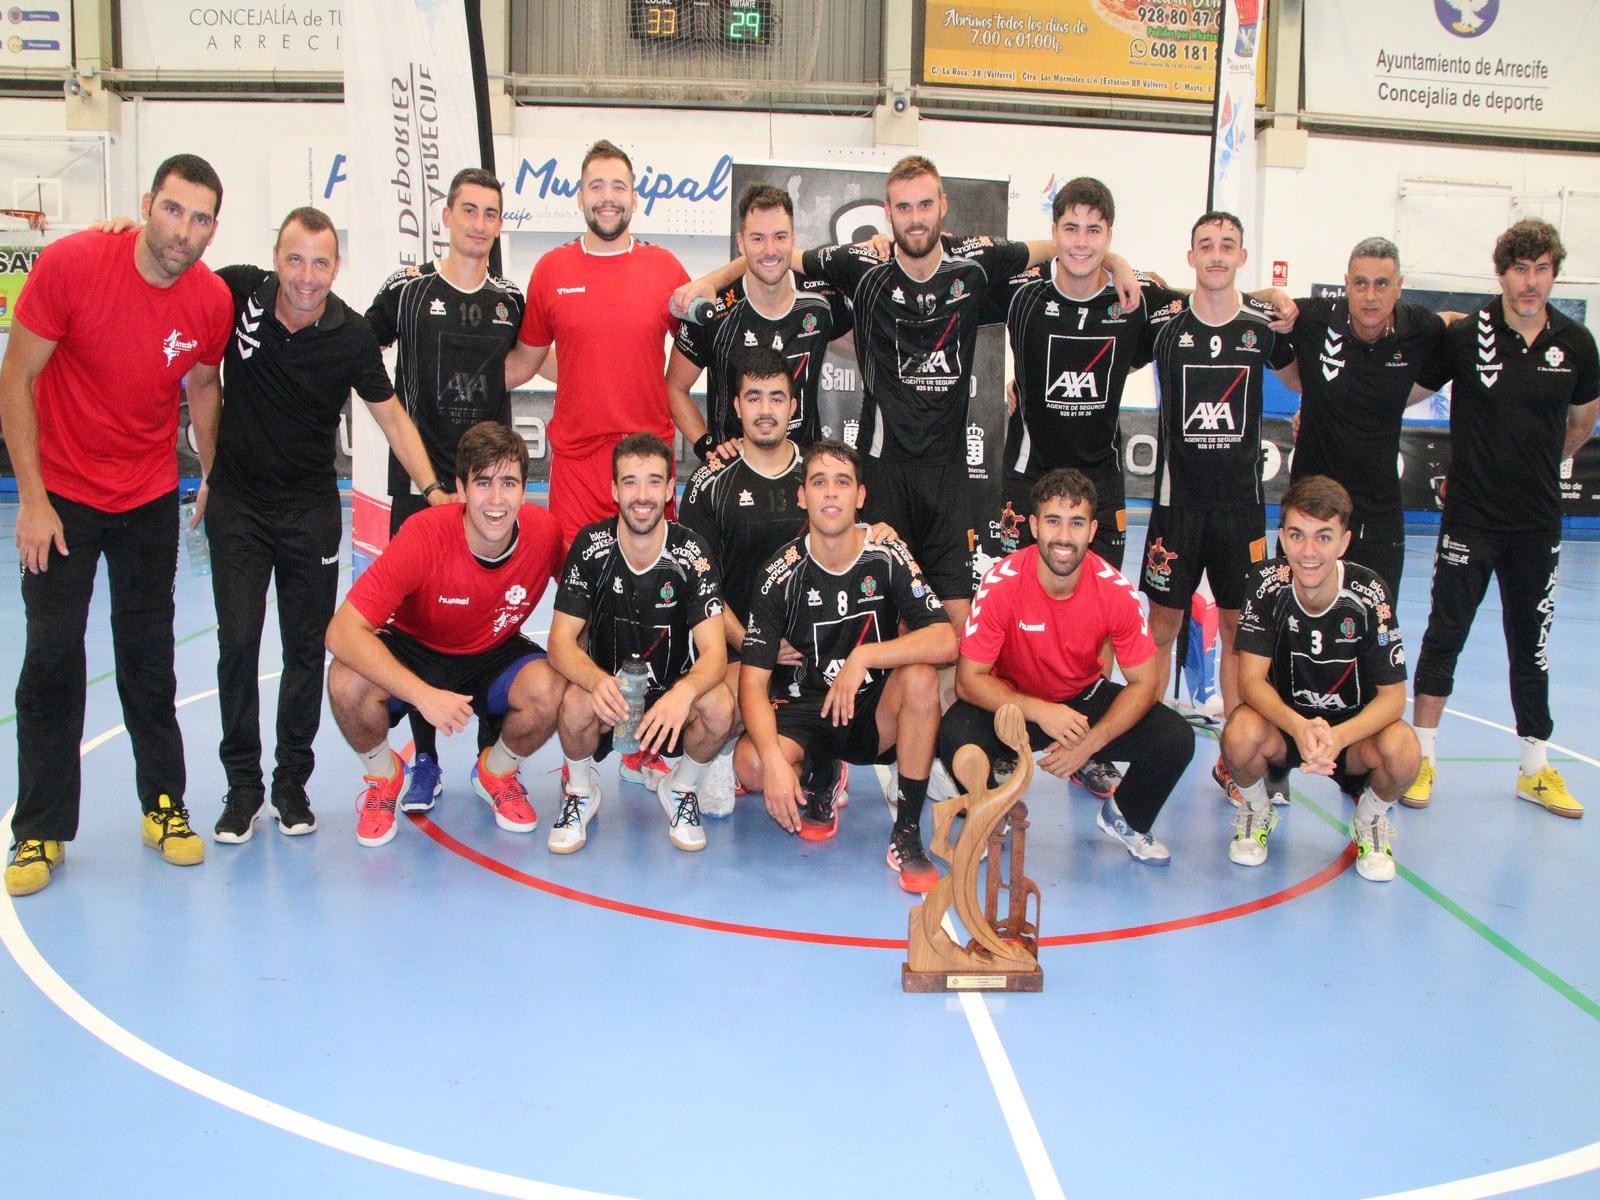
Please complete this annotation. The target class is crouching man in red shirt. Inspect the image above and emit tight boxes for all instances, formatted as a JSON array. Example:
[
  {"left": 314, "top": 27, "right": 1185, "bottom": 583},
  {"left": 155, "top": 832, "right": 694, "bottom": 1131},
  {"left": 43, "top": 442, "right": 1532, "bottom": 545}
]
[
  {"left": 326, "top": 422, "right": 566, "bottom": 847},
  {"left": 940, "top": 468, "right": 1195, "bottom": 866}
]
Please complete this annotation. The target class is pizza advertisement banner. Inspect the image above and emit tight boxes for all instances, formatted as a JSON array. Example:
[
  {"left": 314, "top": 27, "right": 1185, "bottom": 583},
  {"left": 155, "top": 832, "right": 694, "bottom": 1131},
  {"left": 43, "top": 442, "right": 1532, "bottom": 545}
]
[{"left": 920, "top": 0, "right": 1269, "bottom": 104}]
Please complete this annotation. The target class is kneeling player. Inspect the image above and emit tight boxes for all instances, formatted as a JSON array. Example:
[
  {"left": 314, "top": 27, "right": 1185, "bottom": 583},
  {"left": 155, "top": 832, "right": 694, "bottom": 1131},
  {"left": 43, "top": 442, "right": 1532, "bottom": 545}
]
[
  {"left": 325, "top": 423, "right": 566, "bottom": 847},
  {"left": 734, "top": 440, "right": 957, "bottom": 893},
  {"left": 1220, "top": 476, "right": 1419, "bottom": 881},
  {"left": 547, "top": 434, "right": 735, "bottom": 854},
  {"left": 940, "top": 468, "right": 1194, "bottom": 866}
]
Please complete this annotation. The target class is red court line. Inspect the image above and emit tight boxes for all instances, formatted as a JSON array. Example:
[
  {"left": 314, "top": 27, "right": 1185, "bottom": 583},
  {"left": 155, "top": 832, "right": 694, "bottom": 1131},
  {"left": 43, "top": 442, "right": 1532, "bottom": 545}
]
[
  {"left": 411, "top": 814, "right": 1355, "bottom": 951},
  {"left": 1039, "top": 844, "right": 1356, "bottom": 946}
]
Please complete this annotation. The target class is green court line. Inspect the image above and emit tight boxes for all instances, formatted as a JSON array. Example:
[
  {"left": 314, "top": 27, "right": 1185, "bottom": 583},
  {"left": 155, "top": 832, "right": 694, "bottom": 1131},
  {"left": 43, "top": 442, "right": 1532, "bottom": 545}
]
[
  {"left": 1195, "top": 726, "right": 1600, "bottom": 1022},
  {"left": 0, "top": 613, "right": 238, "bottom": 729}
]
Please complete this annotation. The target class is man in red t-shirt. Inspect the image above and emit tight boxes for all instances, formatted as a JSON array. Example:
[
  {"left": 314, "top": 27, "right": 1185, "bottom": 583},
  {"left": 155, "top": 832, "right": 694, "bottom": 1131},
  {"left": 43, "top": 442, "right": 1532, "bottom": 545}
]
[
  {"left": 326, "top": 422, "right": 566, "bottom": 848},
  {"left": 2, "top": 153, "right": 233, "bottom": 897},
  {"left": 939, "top": 468, "right": 1195, "bottom": 866},
  {"left": 507, "top": 139, "right": 691, "bottom": 543}
]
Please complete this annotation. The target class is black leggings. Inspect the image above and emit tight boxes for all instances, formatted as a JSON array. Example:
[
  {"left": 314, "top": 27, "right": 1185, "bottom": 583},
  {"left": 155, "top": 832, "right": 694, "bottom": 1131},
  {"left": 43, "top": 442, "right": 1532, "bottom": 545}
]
[{"left": 937, "top": 680, "right": 1195, "bottom": 834}]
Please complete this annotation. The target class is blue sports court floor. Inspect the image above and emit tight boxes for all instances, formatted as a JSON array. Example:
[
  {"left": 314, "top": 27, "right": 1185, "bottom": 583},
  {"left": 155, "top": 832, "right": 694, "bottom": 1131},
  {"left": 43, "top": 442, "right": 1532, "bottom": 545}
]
[{"left": 4, "top": 501, "right": 1600, "bottom": 1199}]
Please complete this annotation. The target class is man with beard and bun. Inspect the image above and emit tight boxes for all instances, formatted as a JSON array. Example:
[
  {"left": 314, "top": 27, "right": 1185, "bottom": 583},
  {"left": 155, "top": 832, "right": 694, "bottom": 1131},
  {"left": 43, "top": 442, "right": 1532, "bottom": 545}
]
[
  {"left": 676, "top": 155, "right": 1142, "bottom": 633},
  {"left": 3, "top": 153, "right": 231, "bottom": 896},
  {"left": 1136, "top": 211, "right": 1297, "bottom": 805},
  {"left": 325, "top": 423, "right": 565, "bottom": 849},
  {"left": 367, "top": 167, "right": 528, "bottom": 815},
  {"left": 1222, "top": 476, "right": 1418, "bottom": 881},
  {"left": 511, "top": 140, "right": 691, "bottom": 543},
  {"left": 735, "top": 440, "right": 957, "bottom": 894},
  {"left": 940, "top": 468, "right": 1194, "bottom": 867},
  {"left": 1283, "top": 237, "right": 1453, "bottom": 598},
  {"left": 667, "top": 183, "right": 850, "bottom": 458},
  {"left": 1405, "top": 220, "right": 1600, "bottom": 817},
  {"left": 548, "top": 434, "right": 735, "bottom": 855}
]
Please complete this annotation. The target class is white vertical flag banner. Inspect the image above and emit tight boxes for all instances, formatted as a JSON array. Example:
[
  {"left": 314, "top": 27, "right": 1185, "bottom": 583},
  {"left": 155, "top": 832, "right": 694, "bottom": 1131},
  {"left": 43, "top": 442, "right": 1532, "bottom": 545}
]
[
  {"left": 1208, "top": 0, "right": 1260, "bottom": 224},
  {"left": 342, "top": 0, "right": 485, "bottom": 565}
]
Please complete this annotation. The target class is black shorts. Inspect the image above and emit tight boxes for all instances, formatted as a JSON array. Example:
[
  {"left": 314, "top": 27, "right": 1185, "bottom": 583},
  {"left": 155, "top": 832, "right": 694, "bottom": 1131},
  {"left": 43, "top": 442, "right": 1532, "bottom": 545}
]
[
  {"left": 770, "top": 687, "right": 893, "bottom": 767},
  {"left": 1141, "top": 504, "right": 1266, "bottom": 611},
  {"left": 1004, "top": 467, "right": 1127, "bottom": 570},
  {"left": 379, "top": 629, "right": 546, "bottom": 726},
  {"left": 862, "top": 459, "right": 971, "bottom": 603},
  {"left": 1278, "top": 738, "right": 1369, "bottom": 799}
]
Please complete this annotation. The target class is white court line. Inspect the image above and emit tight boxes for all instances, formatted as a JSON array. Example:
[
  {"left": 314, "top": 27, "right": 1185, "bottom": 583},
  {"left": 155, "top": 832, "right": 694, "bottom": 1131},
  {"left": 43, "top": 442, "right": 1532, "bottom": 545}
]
[
  {"left": 1431, "top": 705, "right": 1600, "bottom": 770},
  {"left": 938, "top": 915, "right": 1066, "bottom": 1200},
  {"left": 2, "top": 675, "right": 637, "bottom": 1199},
  {"left": 2, "top": 700, "right": 1592, "bottom": 1197},
  {"left": 0, "top": 843, "right": 635, "bottom": 1200}
]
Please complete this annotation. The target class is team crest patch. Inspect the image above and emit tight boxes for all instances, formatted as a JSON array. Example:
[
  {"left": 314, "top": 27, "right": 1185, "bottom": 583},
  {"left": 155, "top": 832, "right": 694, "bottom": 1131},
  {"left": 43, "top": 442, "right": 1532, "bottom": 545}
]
[
  {"left": 861, "top": 576, "right": 878, "bottom": 597},
  {"left": 495, "top": 302, "right": 509, "bottom": 322},
  {"left": 1340, "top": 617, "right": 1355, "bottom": 637},
  {"left": 1107, "top": 302, "right": 1122, "bottom": 319},
  {"left": 949, "top": 280, "right": 966, "bottom": 300},
  {"left": 802, "top": 313, "right": 817, "bottom": 333},
  {"left": 660, "top": 581, "right": 675, "bottom": 603},
  {"left": 1240, "top": 329, "right": 1258, "bottom": 349},
  {"left": 1145, "top": 539, "right": 1178, "bottom": 579}
]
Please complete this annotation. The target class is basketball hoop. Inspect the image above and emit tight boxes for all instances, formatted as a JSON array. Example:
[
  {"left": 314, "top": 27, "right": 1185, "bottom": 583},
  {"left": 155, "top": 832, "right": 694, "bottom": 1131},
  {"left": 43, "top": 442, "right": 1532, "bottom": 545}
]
[{"left": 0, "top": 209, "right": 46, "bottom": 234}]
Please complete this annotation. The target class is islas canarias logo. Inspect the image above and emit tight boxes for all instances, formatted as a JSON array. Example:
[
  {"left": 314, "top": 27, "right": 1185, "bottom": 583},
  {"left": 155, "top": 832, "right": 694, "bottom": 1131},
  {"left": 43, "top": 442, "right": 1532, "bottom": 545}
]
[{"left": 1435, "top": 0, "right": 1498, "bottom": 38}]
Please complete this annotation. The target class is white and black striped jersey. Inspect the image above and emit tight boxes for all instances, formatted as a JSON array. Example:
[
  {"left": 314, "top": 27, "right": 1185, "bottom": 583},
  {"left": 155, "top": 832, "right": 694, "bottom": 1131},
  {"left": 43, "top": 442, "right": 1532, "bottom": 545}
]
[
  {"left": 366, "top": 262, "right": 525, "bottom": 497},
  {"left": 744, "top": 534, "right": 945, "bottom": 700},
  {"left": 673, "top": 273, "right": 850, "bottom": 446},
  {"left": 801, "top": 236, "right": 1029, "bottom": 463},
  {"left": 1235, "top": 558, "right": 1406, "bottom": 726},
  {"left": 678, "top": 445, "right": 807, "bottom": 624},
  {"left": 1143, "top": 295, "right": 1295, "bottom": 508},
  {"left": 554, "top": 518, "right": 724, "bottom": 693}
]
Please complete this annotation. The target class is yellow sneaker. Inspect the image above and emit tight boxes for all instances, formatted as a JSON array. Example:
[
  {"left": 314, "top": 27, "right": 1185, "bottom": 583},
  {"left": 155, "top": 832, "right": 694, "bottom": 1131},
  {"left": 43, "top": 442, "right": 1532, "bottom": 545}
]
[
  {"left": 142, "top": 794, "right": 206, "bottom": 865},
  {"left": 1517, "top": 765, "right": 1583, "bottom": 818},
  {"left": 5, "top": 839, "right": 64, "bottom": 897},
  {"left": 1400, "top": 759, "right": 1435, "bottom": 809}
]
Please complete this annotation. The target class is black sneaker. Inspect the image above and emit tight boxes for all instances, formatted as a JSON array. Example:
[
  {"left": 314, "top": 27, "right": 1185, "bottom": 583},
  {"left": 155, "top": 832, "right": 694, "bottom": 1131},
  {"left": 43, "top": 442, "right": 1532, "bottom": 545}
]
[
  {"left": 886, "top": 823, "right": 939, "bottom": 894},
  {"left": 214, "top": 791, "right": 264, "bottom": 844},
  {"left": 799, "top": 758, "right": 844, "bottom": 841},
  {"left": 269, "top": 786, "right": 319, "bottom": 836}
]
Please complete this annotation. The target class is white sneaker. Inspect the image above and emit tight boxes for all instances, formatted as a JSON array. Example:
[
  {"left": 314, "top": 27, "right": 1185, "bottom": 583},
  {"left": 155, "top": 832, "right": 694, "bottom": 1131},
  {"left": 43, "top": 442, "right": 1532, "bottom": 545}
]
[
  {"left": 548, "top": 767, "right": 601, "bottom": 854},
  {"left": 1229, "top": 803, "right": 1277, "bottom": 867},
  {"left": 657, "top": 777, "right": 706, "bottom": 851},
  {"left": 1095, "top": 797, "right": 1171, "bottom": 866},
  {"left": 699, "top": 748, "right": 737, "bottom": 819},
  {"left": 1351, "top": 810, "right": 1397, "bottom": 882}
]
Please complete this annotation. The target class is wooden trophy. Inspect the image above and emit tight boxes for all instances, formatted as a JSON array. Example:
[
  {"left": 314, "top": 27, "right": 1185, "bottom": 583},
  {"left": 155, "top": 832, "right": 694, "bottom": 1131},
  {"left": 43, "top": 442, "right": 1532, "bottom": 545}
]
[{"left": 903, "top": 703, "right": 1042, "bottom": 992}]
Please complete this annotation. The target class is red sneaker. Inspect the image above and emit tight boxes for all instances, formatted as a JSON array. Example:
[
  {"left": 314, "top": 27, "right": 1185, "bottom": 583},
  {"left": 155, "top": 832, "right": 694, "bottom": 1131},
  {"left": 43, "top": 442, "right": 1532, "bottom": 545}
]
[
  {"left": 355, "top": 753, "right": 405, "bottom": 847},
  {"left": 620, "top": 749, "right": 670, "bottom": 787},
  {"left": 1212, "top": 755, "right": 1245, "bottom": 807},
  {"left": 472, "top": 749, "right": 538, "bottom": 833}
]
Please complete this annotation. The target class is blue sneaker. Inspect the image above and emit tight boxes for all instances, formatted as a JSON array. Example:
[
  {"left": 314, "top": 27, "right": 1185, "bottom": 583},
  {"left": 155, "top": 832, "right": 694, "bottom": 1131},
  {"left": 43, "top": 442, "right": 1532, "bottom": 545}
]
[
  {"left": 1095, "top": 796, "right": 1171, "bottom": 866},
  {"left": 401, "top": 751, "right": 443, "bottom": 812}
]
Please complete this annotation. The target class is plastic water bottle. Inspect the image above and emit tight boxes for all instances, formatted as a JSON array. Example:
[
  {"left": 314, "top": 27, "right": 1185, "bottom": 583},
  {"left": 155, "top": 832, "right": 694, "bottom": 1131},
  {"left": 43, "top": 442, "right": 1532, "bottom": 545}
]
[
  {"left": 613, "top": 656, "right": 650, "bottom": 752},
  {"left": 181, "top": 495, "right": 210, "bottom": 577}
]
